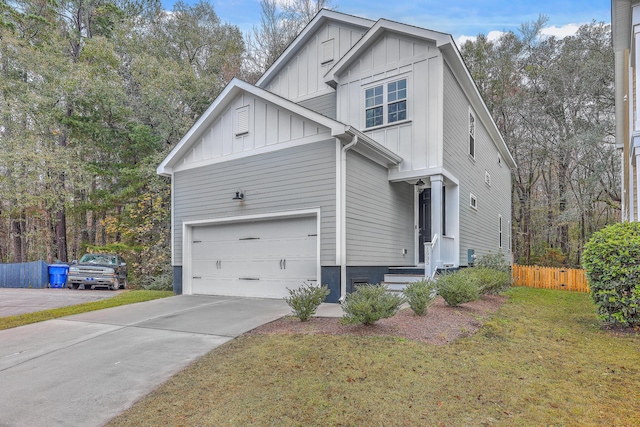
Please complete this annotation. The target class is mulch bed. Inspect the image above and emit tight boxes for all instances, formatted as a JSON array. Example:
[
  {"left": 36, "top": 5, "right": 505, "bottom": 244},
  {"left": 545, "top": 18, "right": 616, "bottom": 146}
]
[{"left": 247, "top": 295, "right": 507, "bottom": 345}]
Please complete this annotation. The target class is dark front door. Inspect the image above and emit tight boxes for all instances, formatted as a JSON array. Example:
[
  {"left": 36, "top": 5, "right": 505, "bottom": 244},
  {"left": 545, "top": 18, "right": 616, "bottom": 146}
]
[{"left": 418, "top": 188, "right": 431, "bottom": 263}]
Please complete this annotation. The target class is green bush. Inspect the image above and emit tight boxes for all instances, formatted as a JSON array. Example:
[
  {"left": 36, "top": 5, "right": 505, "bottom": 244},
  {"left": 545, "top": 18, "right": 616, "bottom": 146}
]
[
  {"left": 403, "top": 279, "right": 436, "bottom": 316},
  {"left": 582, "top": 222, "right": 640, "bottom": 327},
  {"left": 473, "top": 267, "right": 511, "bottom": 295},
  {"left": 475, "top": 252, "right": 511, "bottom": 272},
  {"left": 284, "top": 283, "right": 330, "bottom": 321},
  {"left": 142, "top": 267, "right": 174, "bottom": 292},
  {"left": 341, "top": 284, "right": 404, "bottom": 325},
  {"left": 436, "top": 270, "right": 480, "bottom": 307}
]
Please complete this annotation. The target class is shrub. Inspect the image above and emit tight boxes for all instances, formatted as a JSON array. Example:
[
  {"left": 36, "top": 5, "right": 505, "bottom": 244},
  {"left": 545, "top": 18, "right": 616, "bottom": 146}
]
[
  {"left": 436, "top": 271, "right": 480, "bottom": 307},
  {"left": 473, "top": 267, "right": 511, "bottom": 295},
  {"left": 475, "top": 252, "right": 510, "bottom": 273},
  {"left": 403, "top": 279, "right": 436, "bottom": 316},
  {"left": 582, "top": 222, "right": 640, "bottom": 327},
  {"left": 142, "top": 267, "right": 174, "bottom": 292},
  {"left": 284, "top": 282, "right": 330, "bottom": 321},
  {"left": 341, "top": 284, "right": 404, "bottom": 325}
]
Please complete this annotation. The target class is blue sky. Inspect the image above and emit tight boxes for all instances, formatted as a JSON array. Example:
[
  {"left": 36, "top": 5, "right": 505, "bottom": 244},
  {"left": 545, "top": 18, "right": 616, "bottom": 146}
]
[{"left": 162, "top": 0, "right": 611, "bottom": 45}]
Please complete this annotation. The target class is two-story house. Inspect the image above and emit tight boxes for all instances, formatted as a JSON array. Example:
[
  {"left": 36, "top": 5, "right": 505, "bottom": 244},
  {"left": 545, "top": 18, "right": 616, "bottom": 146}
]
[
  {"left": 613, "top": 0, "right": 640, "bottom": 221},
  {"left": 157, "top": 10, "right": 515, "bottom": 302}
]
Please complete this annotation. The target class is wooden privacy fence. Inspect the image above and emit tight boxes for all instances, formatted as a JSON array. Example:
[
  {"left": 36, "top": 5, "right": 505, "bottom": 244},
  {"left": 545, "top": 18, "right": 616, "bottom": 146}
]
[{"left": 511, "top": 264, "right": 590, "bottom": 293}]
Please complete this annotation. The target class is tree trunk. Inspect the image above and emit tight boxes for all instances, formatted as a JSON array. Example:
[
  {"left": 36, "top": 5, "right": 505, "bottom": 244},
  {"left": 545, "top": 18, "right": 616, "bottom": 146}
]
[{"left": 11, "top": 216, "right": 24, "bottom": 263}]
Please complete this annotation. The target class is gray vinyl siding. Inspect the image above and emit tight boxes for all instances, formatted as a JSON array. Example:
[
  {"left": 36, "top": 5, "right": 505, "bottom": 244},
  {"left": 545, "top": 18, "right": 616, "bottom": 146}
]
[
  {"left": 345, "top": 150, "right": 414, "bottom": 266},
  {"left": 297, "top": 92, "right": 337, "bottom": 119},
  {"left": 173, "top": 141, "right": 336, "bottom": 266},
  {"left": 442, "top": 63, "right": 512, "bottom": 265}
]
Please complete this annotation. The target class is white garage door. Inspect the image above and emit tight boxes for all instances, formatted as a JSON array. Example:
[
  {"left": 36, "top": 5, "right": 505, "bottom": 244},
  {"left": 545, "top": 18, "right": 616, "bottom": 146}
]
[{"left": 189, "top": 215, "right": 318, "bottom": 298}]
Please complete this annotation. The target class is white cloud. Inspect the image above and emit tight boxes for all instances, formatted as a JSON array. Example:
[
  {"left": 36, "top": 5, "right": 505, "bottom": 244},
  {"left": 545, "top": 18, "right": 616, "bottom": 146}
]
[
  {"left": 456, "top": 23, "right": 581, "bottom": 46},
  {"left": 456, "top": 30, "right": 505, "bottom": 47},
  {"left": 539, "top": 23, "right": 581, "bottom": 38}
]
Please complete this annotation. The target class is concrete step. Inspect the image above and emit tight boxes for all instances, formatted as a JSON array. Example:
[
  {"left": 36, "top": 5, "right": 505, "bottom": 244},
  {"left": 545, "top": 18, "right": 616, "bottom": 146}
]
[
  {"left": 383, "top": 282, "right": 408, "bottom": 292},
  {"left": 383, "top": 274, "right": 425, "bottom": 284}
]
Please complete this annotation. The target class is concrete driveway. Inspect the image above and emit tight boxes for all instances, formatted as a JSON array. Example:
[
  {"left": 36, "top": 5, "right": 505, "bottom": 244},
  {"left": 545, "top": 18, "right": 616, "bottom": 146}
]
[
  {"left": 0, "top": 288, "right": 125, "bottom": 317},
  {"left": 0, "top": 295, "right": 290, "bottom": 427}
]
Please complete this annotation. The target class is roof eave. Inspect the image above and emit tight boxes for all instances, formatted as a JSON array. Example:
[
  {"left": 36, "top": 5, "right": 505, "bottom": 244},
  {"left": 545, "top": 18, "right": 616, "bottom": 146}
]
[{"left": 257, "top": 9, "right": 374, "bottom": 89}]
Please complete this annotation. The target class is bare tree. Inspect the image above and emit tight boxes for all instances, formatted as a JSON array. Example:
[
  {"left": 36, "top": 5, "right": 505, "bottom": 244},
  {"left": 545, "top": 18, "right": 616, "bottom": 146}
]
[{"left": 244, "top": 0, "right": 334, "bottom": 82}]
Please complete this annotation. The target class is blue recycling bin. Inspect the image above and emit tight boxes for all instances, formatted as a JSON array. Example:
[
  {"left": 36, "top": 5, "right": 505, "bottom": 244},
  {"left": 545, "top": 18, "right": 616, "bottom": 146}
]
[{"left": 48, "top": 264, "right": 70, "bottom": 288}]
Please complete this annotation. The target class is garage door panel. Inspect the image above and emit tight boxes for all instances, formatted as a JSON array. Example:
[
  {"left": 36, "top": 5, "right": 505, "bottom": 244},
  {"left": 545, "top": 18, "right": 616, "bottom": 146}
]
[
  {"left": 191, "top": 278, "right": 309, "bottom": 299},
  {"left": 189, "top": 215, "right": 318, "bottom": 298}
]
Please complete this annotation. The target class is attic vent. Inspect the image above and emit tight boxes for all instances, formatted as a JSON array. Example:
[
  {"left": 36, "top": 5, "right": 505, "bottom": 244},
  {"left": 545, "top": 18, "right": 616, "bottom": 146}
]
[
  {"left": 236, "top": 105, "right": 249, "bottom": 136},
  {"left": 321, "top": 39, "right": 334, "bottom": 64},
  {"left": 484, "top": 171, "right": 491, "bottom": 186}
]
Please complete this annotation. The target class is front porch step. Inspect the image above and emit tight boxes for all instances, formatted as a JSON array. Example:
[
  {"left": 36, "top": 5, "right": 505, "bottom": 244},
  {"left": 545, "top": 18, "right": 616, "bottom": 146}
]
[{"left": 383, "top": 274, "right": 425, "bottom": 284}]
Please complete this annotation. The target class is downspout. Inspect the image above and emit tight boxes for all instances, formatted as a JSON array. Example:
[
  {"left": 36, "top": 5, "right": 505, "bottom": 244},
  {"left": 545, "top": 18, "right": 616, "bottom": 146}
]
[{"left": 339, "top": 134, "right": 358, "bottom": 302}]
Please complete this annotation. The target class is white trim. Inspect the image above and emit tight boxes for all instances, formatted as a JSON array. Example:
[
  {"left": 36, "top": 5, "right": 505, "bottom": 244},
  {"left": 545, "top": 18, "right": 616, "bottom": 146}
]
[
  {"left": 171, "top": 176, "right": 175, "bottom": 265},
  {"left": 335, "top": 140, "right": 342, "bottom": 266},
  {"left": 257, "top": 9, "right": 374, "bottom": 88},
  {"left": 158, "top": 78, "right": 350, "bottom": 176},
  {"left": 499, "top": 214, "right": 503, "bottom": 249},
  {"left": 389, "top": 167, "right": 459, "bottom": 186},
  {"left": 469, "top": 107, "right": 476, "bottom": 160},
  {"left": 324, "top": 19, "right": 451, "bottom": 86},
  {"left": 413, "top": 186, "right": 420, "bottom": 266},
  {"left": 339, "top": 135, "right": 358, "bottom": 301},
  {"left": 470, "top": 193, "right": 478, "bottom": 210},
  {"left": 321, "top": 38, "right": 335, "bottom": 64},
  {"left": 363, "top": 76, "right": 410, "bottom": 130},
  {"left": 171, "top": 132, "right": 332, "bottom": 173},
  {"left": 235, "top": 105, "right": 249, "bottom": 136},
  {"left": 182, "top": 208, "right": 321, "bottom": 296}
]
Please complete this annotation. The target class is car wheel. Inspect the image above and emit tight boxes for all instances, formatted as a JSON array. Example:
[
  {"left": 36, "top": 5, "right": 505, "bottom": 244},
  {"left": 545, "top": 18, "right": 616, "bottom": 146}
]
[{"left": 111, "top": 278, "right": 120, "bottom": 291}]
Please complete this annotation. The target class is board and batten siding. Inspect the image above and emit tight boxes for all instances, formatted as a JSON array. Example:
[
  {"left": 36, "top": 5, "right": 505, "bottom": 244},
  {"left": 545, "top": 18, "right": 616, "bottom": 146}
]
[
  {"left": 297, "top": 92, "right": 337, "bottom": 119},
  {"left": 173, "top": 141, "right": 337, "bottom": 266},
  {"left": 174, "top": 92, "right": 331, "bottom": 172},
  {"left": 345, "top": 150, "right": 414, "bottom": 266},
  {"left": 335, "top": 33, "right": 444, "bottom": 173},
  {"left": 264, "top": 21, "right": 366, "bottom": 101},
  {"left": 442, "top": 62, "right": 512, "bottom": 265}
]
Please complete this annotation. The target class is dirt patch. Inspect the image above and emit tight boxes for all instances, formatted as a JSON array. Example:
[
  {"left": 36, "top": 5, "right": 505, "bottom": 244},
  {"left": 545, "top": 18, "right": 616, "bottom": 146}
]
[{"left": 247, "top": 294, "right": 506, "bottom": 345}]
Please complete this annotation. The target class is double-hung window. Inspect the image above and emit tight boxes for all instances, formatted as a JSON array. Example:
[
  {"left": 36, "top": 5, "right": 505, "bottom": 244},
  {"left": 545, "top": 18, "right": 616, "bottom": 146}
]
[
  {"left": 365, "top": 78, "right": 407, "bottom": 128},
  {"left": 365, "top": 85, "right": 384, "bottom": 127}
]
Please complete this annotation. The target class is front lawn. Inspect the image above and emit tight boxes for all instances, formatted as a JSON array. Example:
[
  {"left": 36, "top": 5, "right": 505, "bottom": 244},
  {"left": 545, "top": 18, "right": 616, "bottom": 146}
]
[
  {"left": 0, "top": 290, "right": 173, "bottom": 331},
  {"left": 107, "top": 288, "right": 640, "bottom": 426}
]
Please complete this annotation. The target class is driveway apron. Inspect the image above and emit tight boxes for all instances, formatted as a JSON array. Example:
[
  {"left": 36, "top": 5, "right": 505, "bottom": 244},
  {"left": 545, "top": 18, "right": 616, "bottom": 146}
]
[{"left": 0, "top": 295, "right": 290, "bottom": 427}]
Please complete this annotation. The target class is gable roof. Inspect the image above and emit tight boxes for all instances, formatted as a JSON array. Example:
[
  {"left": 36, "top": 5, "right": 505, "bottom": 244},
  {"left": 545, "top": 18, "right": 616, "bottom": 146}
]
[
  {"left": 157, "top": 78, "right": 401, "bottom": 176},
  {"left": 256, "top": 9, "right": 374, "bottom": 89},
  {"left": 323, "top": 18, "right": 516, "bottom": 169},
  {"left": 323, "top": 18, "right": 451, "bottom": 87}
]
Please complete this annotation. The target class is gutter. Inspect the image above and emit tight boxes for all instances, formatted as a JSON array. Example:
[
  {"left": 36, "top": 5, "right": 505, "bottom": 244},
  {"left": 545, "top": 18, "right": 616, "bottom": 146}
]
[{"left": 338, "top": 134, "right": 358, "bottom": 302}]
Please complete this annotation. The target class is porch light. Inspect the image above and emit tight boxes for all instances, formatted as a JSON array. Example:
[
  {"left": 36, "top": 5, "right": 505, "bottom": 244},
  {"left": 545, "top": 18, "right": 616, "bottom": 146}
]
[
  {"left": 232, "top": 191, "right": 244, "bottom": 201},
  {"left": 415, "top": 179, "right": 425, "bottom": 186}
]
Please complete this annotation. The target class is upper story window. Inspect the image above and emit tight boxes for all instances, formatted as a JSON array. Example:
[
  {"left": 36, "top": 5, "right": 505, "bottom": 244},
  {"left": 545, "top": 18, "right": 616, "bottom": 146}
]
[
  {"left": 469, "top": 109, "right": 476, "bottom": 159},
  {"left": 365, "top": 78, "right": 407, "bottom": 128}
]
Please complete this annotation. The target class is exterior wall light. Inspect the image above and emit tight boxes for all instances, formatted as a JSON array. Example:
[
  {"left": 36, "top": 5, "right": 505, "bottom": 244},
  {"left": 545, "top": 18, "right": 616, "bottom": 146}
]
[
  {"left": 232, "top": 191, "right": 244, "bottom": 201},
  {"left": 415, "top": 179, "right": 425, "bottom": 186}
]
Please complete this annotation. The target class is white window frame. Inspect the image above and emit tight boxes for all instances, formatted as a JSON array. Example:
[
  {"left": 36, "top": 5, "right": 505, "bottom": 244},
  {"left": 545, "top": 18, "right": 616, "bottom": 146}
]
[
  {"left": 470, "top": 193, "right": 478, "bottom": 210},
  {"left": 469, "top": 108, "right": 476, "bottom": 159},
  {"left": 364, "top": 77, "right": 408, "bottom": 129}
]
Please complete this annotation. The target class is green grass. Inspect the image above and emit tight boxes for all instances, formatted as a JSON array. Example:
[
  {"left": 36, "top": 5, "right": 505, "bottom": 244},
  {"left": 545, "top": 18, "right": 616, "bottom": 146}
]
[
  {"left": 0, "top": 290, "right": 173, "bottom": 331},
  {"left": 107, "top": 288, "right": 640, "bottom": 426}
]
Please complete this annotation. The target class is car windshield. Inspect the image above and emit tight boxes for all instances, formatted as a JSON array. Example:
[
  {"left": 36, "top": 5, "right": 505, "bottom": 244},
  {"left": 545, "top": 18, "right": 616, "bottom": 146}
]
[{"left": 79, "top": 254, "right": 117, "bottom": 265}]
